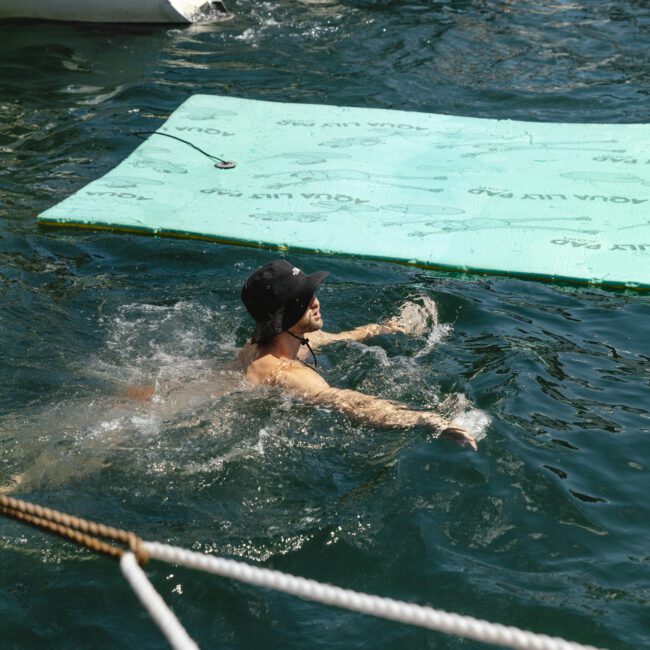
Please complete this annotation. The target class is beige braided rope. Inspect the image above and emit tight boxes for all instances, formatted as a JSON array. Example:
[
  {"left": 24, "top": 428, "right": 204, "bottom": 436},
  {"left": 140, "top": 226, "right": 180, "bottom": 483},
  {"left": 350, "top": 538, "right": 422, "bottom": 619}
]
[
  {"left": 0, "top": 496, "right": 609, "bottom": 650},
  {"left": 0, "top": 495, "right": 148, "bottom": 565}
]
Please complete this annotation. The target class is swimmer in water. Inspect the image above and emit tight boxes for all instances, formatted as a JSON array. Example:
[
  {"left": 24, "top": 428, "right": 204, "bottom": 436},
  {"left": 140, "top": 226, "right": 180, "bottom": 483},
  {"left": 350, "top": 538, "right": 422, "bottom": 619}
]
[
  {"left": 236, "top": 259, "right": 477, "bottom": 450},
  {"left": 0, "top": 260, "right": 475, "bottom": 495}
]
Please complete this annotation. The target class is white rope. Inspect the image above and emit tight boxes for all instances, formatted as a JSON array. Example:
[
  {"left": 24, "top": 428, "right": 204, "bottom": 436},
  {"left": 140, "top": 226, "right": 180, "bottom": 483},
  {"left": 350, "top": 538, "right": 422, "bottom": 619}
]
[
  {"left": 142, "top": 541, "right": 606, "bottom": 650},
  {"left": 120, "top": 553, "right": 199, "bottom": 650}
]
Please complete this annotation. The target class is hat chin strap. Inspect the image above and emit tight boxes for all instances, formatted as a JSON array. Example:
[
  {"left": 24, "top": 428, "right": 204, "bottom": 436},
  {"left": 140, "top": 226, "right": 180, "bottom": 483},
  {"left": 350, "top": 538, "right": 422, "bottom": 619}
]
[{"left": 286, "top": 330, "right": 318, "bottom": 368}]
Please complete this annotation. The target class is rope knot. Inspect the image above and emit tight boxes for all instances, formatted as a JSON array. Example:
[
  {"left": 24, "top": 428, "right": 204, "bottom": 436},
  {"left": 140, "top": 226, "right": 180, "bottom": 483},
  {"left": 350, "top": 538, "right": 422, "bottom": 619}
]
[{"left": 128, "top": 532, "right": 149, "bottom": 567}]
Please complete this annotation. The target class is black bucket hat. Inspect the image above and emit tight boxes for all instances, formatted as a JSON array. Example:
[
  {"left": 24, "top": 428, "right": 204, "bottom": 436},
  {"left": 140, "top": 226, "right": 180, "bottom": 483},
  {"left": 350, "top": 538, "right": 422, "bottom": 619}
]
[{"left": 241, "top": 259, "right": 328, "bottom": 344}]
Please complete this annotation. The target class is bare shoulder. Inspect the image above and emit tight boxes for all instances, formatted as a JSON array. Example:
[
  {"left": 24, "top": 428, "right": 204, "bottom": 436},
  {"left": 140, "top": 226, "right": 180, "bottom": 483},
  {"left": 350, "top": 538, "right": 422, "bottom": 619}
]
[
  {"left": 244, "top": 353, "right": 279, "bottom": 385},
  {"left": 245, "top": 354, "right": 329, "bottom": 396},
  {"left": 275, "top": 363, "right": 330, "bottom": 396},
  {"left": 233, "top": 341, "right": 259, "bottom": 371}
]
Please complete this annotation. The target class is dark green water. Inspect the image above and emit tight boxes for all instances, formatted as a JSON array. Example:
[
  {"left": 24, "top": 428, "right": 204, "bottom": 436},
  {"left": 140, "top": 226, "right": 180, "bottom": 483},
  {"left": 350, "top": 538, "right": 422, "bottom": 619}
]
[{"left": 1, "top": 1, "right": 650, "bottom": 648}]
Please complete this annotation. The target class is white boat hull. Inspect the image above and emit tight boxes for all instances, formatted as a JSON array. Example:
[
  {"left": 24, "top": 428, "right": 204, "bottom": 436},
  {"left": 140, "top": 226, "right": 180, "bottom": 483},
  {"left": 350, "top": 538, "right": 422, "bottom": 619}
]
[{"left": 0, "top": 0, "right": 227, "bottom": 23}]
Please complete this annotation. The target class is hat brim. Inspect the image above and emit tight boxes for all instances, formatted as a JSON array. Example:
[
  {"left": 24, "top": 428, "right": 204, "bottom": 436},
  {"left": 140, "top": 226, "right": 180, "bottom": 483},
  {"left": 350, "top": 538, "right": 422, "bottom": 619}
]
[{"left": 251, "top": 270, "right": 328, "bottom": 344}]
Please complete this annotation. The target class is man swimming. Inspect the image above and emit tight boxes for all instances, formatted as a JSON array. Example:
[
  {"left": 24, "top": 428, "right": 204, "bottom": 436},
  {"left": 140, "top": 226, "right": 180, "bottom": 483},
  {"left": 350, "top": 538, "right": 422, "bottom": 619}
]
[
  {"left": 237, "top": 259, "right": 477, "bottom": 450},
  {"left": 0, "top": 259, "right": 475, "bottom": 495}
]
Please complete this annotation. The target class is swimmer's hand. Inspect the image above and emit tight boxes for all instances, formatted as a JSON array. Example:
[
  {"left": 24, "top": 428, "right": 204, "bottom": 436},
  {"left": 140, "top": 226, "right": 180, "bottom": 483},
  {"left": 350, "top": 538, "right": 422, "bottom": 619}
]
[
  {"left": 439, "top": 426, "right": 478, "bottom": 451},
  {"left": 384, "top": 297, "right": 438, "bottom": 337}
]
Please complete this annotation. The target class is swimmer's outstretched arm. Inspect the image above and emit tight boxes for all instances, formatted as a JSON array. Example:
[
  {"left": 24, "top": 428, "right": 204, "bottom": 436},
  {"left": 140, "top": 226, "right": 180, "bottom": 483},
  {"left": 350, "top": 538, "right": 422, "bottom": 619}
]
[
  {"left": 273, "top": 364, "right": 477, "bottom": 450},
  {"left": 308, "top": 298, "right": 437, "bottom": 350},
  {"left": 308, "top": 323, "right": 398, "bottom": 347}
]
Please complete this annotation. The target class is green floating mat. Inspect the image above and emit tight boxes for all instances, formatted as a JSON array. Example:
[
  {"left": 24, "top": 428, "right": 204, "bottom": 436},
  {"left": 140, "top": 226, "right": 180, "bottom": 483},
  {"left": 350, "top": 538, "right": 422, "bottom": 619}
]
[{"left": 39, "top": 95, "right": 650, "bottom": 289}]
